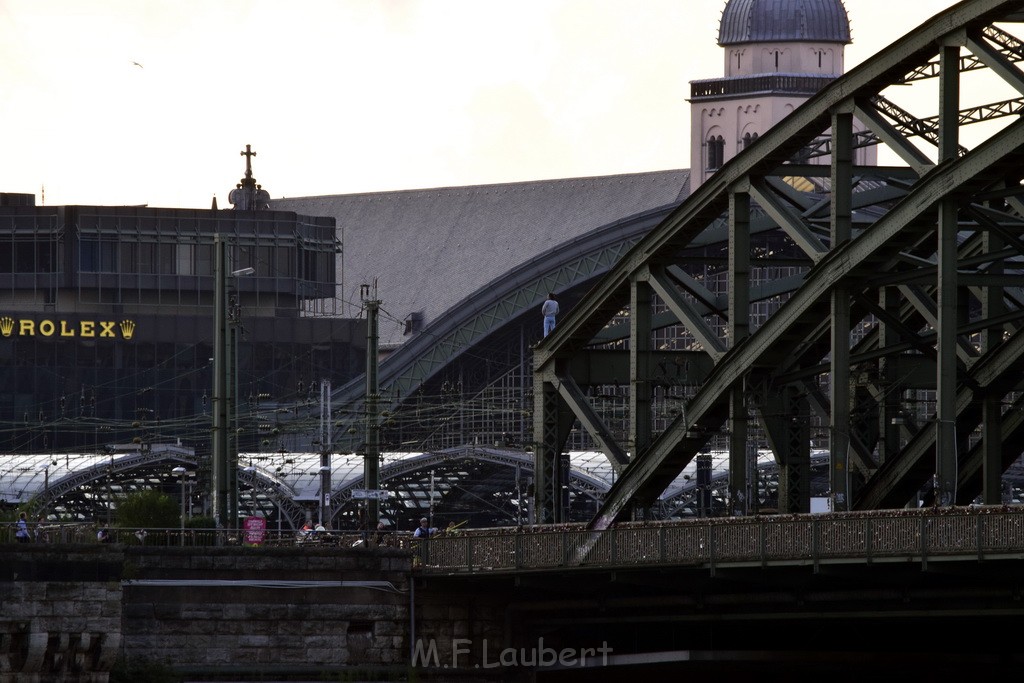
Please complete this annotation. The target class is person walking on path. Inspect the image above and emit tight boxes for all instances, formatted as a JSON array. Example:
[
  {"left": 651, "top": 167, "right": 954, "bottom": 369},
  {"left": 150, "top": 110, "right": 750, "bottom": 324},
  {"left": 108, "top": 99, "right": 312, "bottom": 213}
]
[
  {"left": 15, "top": 512, "right": 30, "bottom": 543},
  {"left": 541, "top": 293, "right": 559, "bottom": 337},
  {"left": 414, "top": 517, "right": 437, "bottom": 538}
]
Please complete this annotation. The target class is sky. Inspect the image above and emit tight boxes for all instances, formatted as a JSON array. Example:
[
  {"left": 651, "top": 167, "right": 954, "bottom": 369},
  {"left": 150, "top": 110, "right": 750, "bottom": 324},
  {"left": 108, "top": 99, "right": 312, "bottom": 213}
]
[{"left": 0, "top": 0, "right": 964, "bottom": 210}]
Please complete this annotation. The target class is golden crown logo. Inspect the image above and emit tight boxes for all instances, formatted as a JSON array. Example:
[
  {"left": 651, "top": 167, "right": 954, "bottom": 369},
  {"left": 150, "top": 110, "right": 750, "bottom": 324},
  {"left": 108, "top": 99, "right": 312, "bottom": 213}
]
[
  {"left": 120, "top": 320, "right": 136, "bottom": 340},
  {"left": 0, "top": 317, "right": 13, "bottom": 337}
]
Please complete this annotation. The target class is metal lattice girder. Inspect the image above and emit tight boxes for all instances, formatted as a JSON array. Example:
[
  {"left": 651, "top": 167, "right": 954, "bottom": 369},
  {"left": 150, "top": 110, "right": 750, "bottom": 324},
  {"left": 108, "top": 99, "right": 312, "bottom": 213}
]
[
  {"left": 856, "top": 316, "right": 1024, "bottom": 509},
  {"left": 533, "top": 370, "right": 577, "bottom": 523},
  {"left": 328, "top": 446, "right": 608, "bottom": 508},
  {"left": 534, "top": 0, "right": 1024, "bottom": 530},
  {"left": 29, "top": 445, "right": 199, "bottom": 518}
]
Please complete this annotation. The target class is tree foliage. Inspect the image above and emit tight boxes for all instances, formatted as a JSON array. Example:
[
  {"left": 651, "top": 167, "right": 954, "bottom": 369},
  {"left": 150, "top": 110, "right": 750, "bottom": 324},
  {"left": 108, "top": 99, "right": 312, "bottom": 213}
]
[{"left": 114, "top": 489, "right": 179, "bottom": 529}]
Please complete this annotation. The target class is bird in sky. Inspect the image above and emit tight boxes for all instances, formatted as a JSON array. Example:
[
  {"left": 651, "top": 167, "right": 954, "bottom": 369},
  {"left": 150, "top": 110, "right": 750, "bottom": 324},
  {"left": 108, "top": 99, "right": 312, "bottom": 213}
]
[{"left": 131, "top": 61, "right": 143, "bottom": 69}]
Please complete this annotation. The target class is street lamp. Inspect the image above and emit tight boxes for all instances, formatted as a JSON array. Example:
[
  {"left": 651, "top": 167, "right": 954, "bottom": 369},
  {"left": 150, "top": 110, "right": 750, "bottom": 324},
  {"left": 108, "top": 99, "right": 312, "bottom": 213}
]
[{"left": 172, "top": 466, "right": 186, "bottom": 546}]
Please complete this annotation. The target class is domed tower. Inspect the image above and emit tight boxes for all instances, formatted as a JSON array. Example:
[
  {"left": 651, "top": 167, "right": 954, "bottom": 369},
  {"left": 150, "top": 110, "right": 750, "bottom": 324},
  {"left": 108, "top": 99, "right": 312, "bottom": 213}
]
[
  {"left": 689, "top": 0, "right": 874, "bottom": 192},
  {"left": 228, "top": 144, "right": 271, "bottom": 211}
]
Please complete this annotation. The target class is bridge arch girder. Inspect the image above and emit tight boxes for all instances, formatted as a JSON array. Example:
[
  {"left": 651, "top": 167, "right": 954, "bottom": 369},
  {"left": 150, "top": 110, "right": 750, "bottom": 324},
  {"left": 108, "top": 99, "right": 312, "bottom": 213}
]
[
  {"left": 279, "top": 207, "right": 679, "bottom": 453},
  {"left": 533, "top": 0, "right": 1024, "bottom": 529}
]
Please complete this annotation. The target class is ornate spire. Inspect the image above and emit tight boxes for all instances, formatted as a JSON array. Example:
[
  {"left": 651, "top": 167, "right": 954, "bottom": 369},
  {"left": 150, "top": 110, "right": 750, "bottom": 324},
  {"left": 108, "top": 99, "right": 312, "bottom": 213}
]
[{"left": 228, "top": 144, "right": 271, "bottom": 211}]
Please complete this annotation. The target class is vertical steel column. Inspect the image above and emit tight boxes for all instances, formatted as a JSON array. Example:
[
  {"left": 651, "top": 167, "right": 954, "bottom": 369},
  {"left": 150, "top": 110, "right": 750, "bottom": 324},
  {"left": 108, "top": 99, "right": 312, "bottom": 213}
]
[
  {"left": 228, "top": 305, "right": 239, "bottom": 533},
  {"left": 778, "top": 385, "right": 811, "bottom": 513},
  {"left": 362, "top": 286, "right": 381, "bottom": 526},
  {"left": 728, "top": 188, "right": 750, "bottom": 515},
  {"left": 533, "top": 376, "right": 561, "bottom": 524},
  {"left": 212, "top": 235, "right": 229, "bottom": 531},
  {"left": 533, "top": 355, "right": 576, "bottom": 524},
  {"left": 936, "top": 42, "right": 962, "bottom": 506},
  {"left": 320, "top": 379, "right": 333, "bottom": 528},
  {"left": 878, "top": 287, "right": 902, "bottom": 466},
  {"left": 982, "top": 227, "right": 1004, "bottom": 504},
  {"left": 630, "top": 276, "right": 653, "bottom": 458},
  {"left": 830, "top": 108, "right": 854, "bottom": 511}
]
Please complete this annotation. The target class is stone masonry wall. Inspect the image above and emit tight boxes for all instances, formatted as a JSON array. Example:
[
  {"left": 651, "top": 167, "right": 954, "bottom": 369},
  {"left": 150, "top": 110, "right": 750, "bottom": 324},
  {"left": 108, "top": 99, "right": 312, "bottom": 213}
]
[
  {"left": 121, "top": 546, "right": 413, "bottom": 673},
  {"left": 0, "top": 546, "right": 123, "bottom": 683},
  {"left": 1, "top": 544, "right": 512, "bottom": 681}
]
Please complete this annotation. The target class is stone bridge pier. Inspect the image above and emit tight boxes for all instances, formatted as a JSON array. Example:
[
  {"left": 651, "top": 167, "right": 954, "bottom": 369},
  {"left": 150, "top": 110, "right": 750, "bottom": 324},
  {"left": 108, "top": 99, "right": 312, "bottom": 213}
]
[{"left": 0, "top": 544, "right": 510, "bottom": 682}]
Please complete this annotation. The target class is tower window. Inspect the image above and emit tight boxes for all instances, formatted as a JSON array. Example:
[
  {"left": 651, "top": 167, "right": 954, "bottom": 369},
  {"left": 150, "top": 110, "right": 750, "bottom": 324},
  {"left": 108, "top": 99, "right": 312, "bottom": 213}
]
[
  {"left": 707, "top": 135, "right": 725, "bottom": 170},
  {"left": 743, "top": 132, "right": 758, "bottom": 149}
]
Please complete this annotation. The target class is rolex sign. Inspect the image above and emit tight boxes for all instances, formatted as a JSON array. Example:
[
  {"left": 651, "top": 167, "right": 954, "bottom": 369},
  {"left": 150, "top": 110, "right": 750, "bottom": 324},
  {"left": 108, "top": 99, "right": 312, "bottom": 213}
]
[{"left": 0, "top": 317, "right": 136, "bottom": 340}]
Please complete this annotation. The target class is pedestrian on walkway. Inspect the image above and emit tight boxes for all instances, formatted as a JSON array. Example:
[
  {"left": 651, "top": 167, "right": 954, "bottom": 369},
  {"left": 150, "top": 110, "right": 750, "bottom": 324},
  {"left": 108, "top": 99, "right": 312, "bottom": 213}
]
[
  {"left": 541, "top": 293, "right": 559, "bottom": 337},
  {"left": 16, "top": 513, "right": 30, "bottom": 543}
]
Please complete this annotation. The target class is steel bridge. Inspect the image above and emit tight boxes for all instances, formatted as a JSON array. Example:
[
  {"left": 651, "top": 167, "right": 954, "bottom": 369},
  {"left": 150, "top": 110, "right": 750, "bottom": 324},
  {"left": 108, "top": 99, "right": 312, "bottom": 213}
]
[
  {"left": 533, "top": 0, "right": 1024, "bottom": 527},
  {"left": 26, "top": 0, "right": 1024, "bottom": 538}
]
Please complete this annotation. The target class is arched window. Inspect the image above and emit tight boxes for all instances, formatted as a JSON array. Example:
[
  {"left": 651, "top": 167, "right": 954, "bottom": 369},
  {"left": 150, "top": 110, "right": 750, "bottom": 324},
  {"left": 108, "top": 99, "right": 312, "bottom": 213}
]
[
  {"left": 743, "top": 132, "right": 758, "bottom": 149},
  {"left": 707, "top": 135, "right": 725, "bottom": 170}
]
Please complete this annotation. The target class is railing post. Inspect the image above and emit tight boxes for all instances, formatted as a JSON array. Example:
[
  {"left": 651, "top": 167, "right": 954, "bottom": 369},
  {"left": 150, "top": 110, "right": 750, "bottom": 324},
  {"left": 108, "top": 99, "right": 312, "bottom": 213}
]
[
  {"left": 812, "top": 516, "right": 820, "bottom": 573},
  {"left": 920, "top": 513, "right": 928, "bottom": 571},
  {"left": 977, "top": 512, "right": 984, "bottom": 562},
  {"left": 515, "top": 531, "right": 523, "bottom": 570},
  {"left": 760, "top": 517, "right": 767, "bottom": 567},
  {"left": 466, "top": 535, "right": 473, "bottom": 572},
  {"left": 659, "top": 525, "right": 666, "bottom": 564},
  {"left": 866, "top": 517, "right": 873, "bottom": 564},
  {"left": 709, "top": 523, "right": 716, "bottom": 577}
]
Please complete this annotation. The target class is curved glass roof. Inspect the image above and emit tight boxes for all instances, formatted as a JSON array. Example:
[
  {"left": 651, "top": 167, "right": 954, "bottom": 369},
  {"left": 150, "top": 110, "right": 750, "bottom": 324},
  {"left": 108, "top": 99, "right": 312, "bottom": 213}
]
[
  {"left": 0, "top": 444, "right": 783, "bottom": 510},
  {"left": 7, "top": 444, "right": 1024, "bottom": 526}
]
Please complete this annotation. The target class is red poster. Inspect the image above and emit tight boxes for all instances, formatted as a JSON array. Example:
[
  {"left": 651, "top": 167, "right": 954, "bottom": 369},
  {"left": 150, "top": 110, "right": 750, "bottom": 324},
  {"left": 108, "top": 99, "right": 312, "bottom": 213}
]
[{"left": 243, "top": 516, "right": 266, "bottom": 545}]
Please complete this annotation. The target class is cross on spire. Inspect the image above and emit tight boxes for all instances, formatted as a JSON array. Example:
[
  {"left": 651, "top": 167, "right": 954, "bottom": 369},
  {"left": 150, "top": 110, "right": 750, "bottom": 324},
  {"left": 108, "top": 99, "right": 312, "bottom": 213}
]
[
  {"left": 229, "top": 143, "right": 270, "bottom": 210},
  {"left": 240, "top": 144, "right": 257, "bottom": 181}
]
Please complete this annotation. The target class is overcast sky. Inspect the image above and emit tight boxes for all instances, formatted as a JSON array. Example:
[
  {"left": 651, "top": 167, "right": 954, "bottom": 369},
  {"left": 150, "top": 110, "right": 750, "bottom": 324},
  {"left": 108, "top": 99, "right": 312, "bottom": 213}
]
[{"left": 0, "top": 0, "right": 962, "bottom": 210}]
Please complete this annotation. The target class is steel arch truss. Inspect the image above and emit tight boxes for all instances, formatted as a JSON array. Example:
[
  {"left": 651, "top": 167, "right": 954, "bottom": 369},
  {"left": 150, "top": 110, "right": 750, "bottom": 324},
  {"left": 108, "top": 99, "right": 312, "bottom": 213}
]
[
  {"left": 328, "top": 447, "right": 609, "bottom": 528},
  {"left": 29, "top": 445, "right": 199, "bottom": 519},
  {"left": 311, "top": 209, "right": 674, "bottom": 453},
  {"left": 31, "top": 445, "right": 309, "bottom": 528},
  {"left": 534, "top": 0, "right": 1024, "bottom": 529}
]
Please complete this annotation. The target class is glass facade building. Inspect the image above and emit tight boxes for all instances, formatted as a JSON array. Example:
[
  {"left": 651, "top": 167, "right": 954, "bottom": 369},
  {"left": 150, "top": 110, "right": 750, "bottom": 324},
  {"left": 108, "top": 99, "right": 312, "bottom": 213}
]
[{"left": 0, "top": 193, "right": 365, "bottom": 453}]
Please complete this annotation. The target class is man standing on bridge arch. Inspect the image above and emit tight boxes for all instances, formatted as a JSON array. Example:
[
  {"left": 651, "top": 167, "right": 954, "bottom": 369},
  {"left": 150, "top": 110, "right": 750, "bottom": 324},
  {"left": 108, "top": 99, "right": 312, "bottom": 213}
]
[{"left": 541, "top": 293, "right": 559, "bottom": 337}]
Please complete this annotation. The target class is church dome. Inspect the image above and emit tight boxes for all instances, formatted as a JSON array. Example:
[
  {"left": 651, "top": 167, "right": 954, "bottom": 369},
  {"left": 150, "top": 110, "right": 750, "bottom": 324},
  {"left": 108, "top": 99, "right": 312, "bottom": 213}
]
[{"left": 718, "top": 0, "right": 851, "bottom": 46}]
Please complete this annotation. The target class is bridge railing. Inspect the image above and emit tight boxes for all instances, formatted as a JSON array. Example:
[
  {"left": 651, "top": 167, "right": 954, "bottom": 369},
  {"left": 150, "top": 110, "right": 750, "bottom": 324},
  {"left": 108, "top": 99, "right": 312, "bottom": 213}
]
[{"left": 418, "top": 506, "right": 1024, "bottom": 572}]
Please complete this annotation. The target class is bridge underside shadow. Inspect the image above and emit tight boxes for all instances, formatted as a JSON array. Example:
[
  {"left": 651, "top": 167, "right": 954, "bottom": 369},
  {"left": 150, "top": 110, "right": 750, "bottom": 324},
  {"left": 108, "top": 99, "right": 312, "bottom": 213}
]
[{"left": 533, "top": 0, "right": 1024, "bottom": 527}]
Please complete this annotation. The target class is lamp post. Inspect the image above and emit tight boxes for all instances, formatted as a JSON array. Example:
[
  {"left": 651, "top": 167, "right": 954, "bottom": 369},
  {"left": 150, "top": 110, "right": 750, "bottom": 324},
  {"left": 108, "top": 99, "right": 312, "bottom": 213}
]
[{"left": 172, "top": 466, "right": 186, "bottom": 546}]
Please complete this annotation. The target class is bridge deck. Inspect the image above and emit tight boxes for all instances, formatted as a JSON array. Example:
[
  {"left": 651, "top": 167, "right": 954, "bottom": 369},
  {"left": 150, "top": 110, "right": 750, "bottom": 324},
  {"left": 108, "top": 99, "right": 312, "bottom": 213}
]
[{"left": 417, "top": 506, "right": 1024, "bottom": 574}]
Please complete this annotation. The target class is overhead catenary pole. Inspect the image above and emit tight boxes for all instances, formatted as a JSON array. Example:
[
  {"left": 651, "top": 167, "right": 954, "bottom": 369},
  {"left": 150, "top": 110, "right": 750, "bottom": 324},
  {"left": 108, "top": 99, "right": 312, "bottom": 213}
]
[
  {"left": 212, "top": 235, "right": 252, "bottom": 537},
  {"left": 212, "top": 235, "right": 230, "bottom": 533},
  {"left": 362, "top": 283, "right": 381, "bottom": 527}
]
